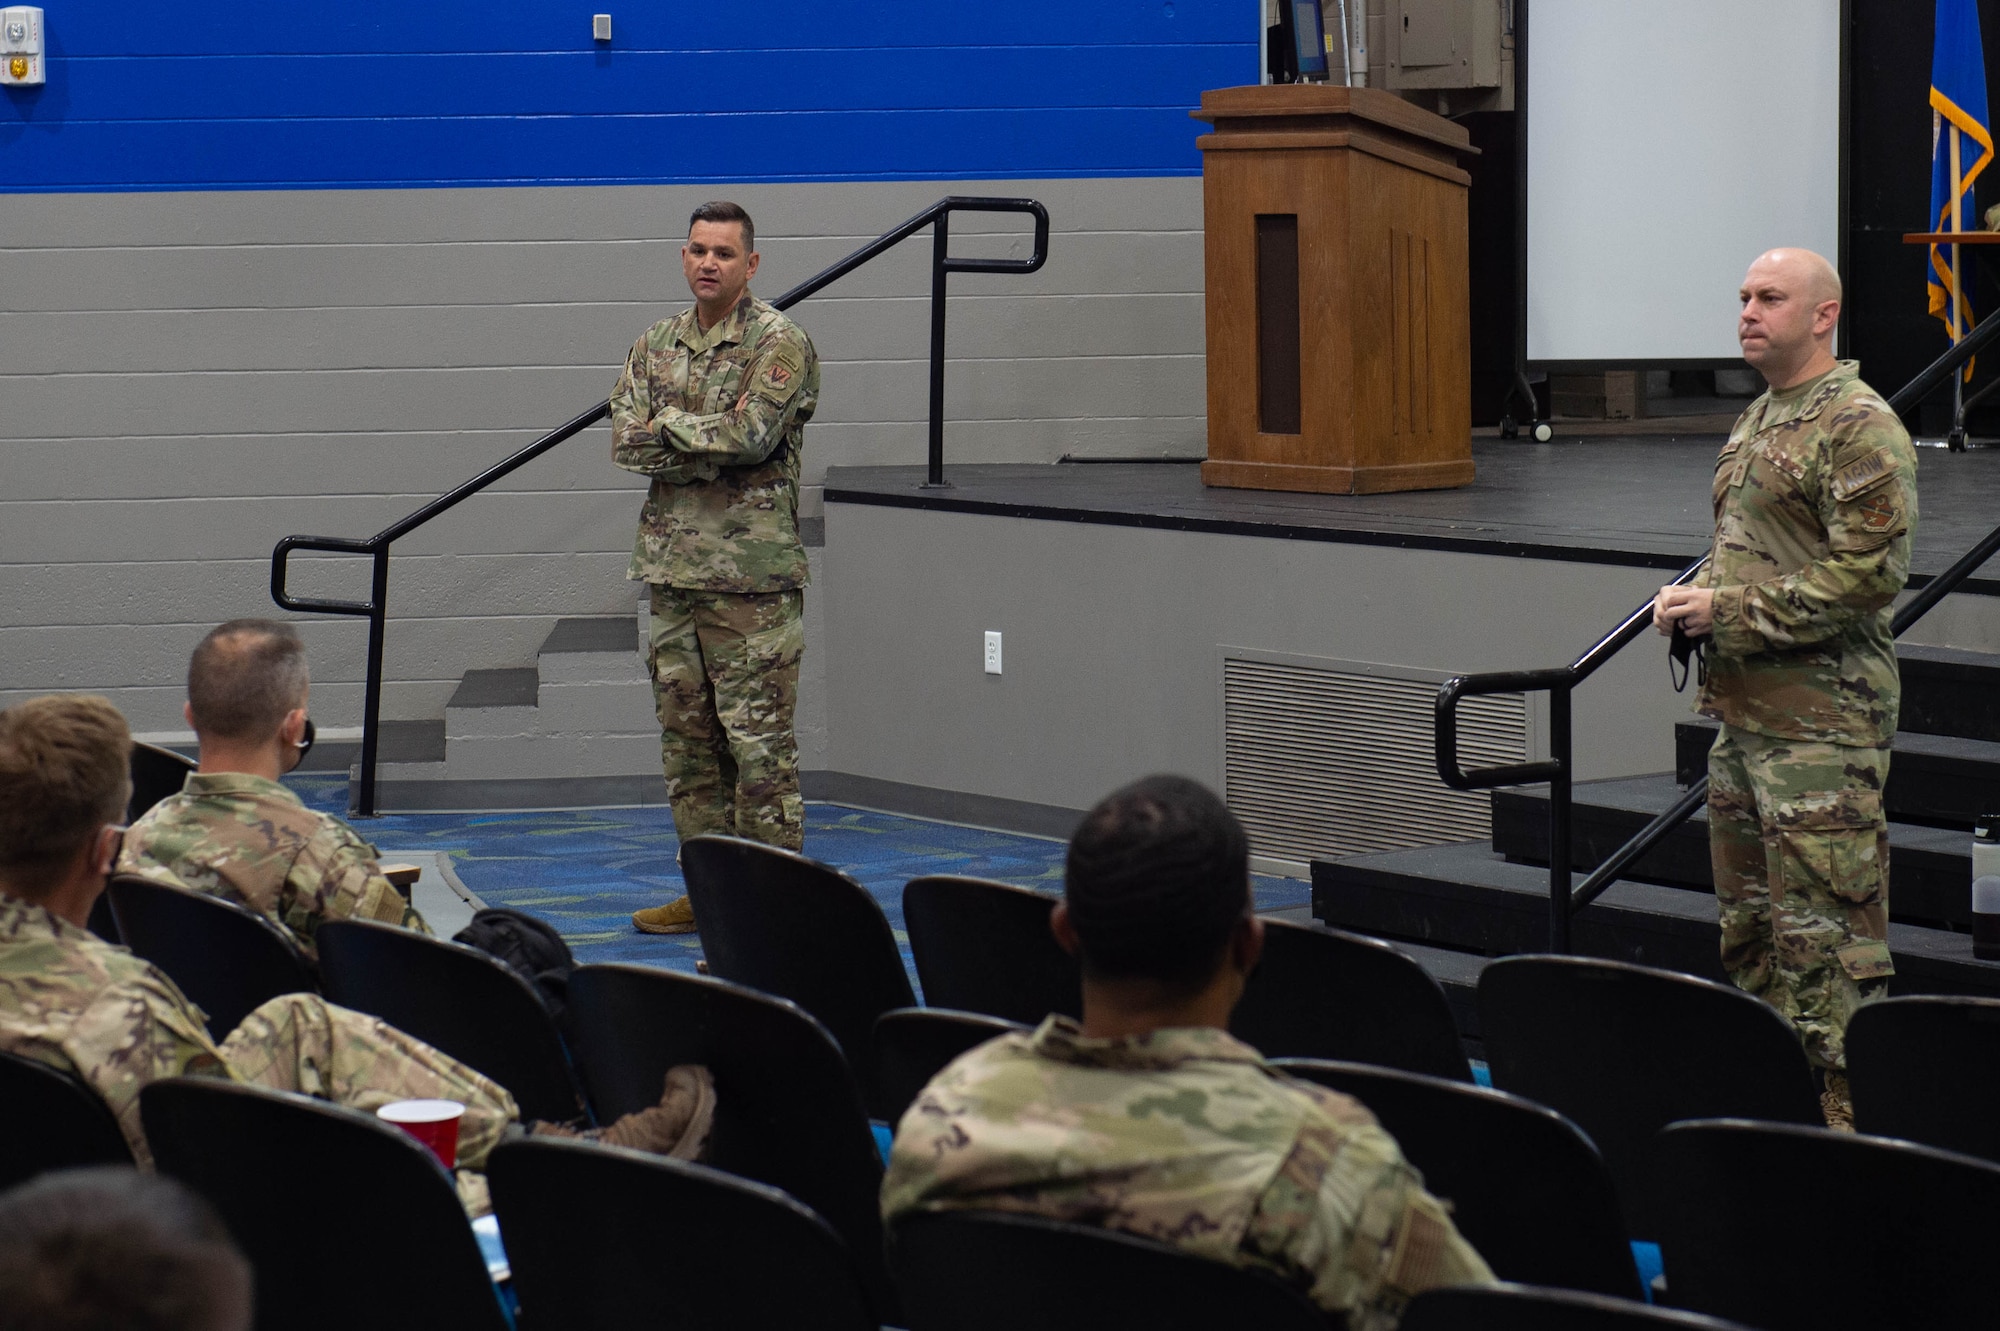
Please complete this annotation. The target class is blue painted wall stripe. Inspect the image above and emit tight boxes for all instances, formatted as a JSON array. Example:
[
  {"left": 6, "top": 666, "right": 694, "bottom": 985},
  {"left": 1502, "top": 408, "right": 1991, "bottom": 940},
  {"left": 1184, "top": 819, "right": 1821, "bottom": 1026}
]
[{"left": 0, "top": 2, "right": 1257, "bottom": 192}]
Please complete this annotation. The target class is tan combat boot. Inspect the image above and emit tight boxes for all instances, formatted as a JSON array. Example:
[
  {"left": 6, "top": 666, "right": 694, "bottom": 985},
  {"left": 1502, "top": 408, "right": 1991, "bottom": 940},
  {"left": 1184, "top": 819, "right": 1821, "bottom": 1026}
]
[
  {"left": 1820, "top": 1070, "right": 1855, "bottom": 1133},
  {"left": 632, "top": 895, "right": 696, "bottom": 934},
  {"left": 532, "top": 1064, "right": 716, "bottom": 1160}
]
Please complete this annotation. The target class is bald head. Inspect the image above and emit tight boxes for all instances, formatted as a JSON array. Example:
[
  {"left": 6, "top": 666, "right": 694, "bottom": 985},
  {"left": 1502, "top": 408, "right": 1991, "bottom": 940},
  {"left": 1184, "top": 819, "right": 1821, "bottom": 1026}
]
[
  {"left": 1738, "top": 248, "right": 1842, "bottom": 390},
  {"left": 1754, "top": 248, "right": 1842, "bottom": 304}
]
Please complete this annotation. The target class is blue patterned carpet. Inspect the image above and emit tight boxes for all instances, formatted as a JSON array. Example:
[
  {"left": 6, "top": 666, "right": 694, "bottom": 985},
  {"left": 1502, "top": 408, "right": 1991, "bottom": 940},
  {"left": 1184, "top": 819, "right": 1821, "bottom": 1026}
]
[{"left": 287, "top": 776, "right": 1311, "bottom": 990}]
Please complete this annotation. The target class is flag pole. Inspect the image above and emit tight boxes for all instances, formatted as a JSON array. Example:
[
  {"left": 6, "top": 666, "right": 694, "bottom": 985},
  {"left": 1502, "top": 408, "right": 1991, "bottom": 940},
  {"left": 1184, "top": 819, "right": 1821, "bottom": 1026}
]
[
  {"left": 1952, "top": 123, "right": 1969, "bottom": 446},
  {"left": 1951, "top": 123, "right": 1965, "bottom": 343}
]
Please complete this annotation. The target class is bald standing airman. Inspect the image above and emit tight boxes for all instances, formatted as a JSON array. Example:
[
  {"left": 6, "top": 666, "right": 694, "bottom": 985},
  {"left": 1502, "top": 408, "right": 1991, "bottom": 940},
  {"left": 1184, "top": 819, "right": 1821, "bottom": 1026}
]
[{"left": 1655, "top": 248, "right": 1918, "bottom": 1129}]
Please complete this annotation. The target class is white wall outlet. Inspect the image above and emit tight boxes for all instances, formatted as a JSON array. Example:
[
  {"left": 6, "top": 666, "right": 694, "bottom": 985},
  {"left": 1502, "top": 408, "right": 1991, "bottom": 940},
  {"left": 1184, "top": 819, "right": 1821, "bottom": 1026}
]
[
  {"left": 983, "top": 630, "right": 1003, "bottom": 675},
  {"left": 592, "top": 13, "right": 612, "bottom": 42}
]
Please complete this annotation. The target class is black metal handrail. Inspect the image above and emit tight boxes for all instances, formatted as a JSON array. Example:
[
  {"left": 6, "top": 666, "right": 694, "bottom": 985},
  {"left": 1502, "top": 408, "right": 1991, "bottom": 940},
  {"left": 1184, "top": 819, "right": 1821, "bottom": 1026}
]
[
  {"left": 1437, "top": 313, "right": 2000, "bottom": 951},
  {"left": 272, "top": 196, "right": 1050, "bottom": 815}
]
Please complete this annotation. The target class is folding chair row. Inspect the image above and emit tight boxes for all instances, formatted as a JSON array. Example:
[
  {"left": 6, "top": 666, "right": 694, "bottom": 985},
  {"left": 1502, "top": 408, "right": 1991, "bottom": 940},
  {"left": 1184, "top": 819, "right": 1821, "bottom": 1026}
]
[
  {"left": 103, "top": 877, "right": 591, "bottom": 1125},
  {"left": 683, "top": 836, "right": 1474, "bottom": 1106},
  {"left": 42, "top": 959, "right": 1996, "bottom": 1331}
]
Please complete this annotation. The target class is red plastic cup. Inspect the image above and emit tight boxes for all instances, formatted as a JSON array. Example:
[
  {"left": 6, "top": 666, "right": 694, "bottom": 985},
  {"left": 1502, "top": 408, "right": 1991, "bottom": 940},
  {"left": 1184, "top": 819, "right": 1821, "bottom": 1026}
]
[{"left": 377, "top": 1099, "right": 465, "bottom": 1168}]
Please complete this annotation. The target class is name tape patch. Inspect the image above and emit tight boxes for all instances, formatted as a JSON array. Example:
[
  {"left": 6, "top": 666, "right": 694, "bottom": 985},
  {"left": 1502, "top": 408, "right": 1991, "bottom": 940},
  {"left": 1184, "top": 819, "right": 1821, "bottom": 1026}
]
[{"left": 1832, "top": 447, "right": 1894, "bottom": 501}]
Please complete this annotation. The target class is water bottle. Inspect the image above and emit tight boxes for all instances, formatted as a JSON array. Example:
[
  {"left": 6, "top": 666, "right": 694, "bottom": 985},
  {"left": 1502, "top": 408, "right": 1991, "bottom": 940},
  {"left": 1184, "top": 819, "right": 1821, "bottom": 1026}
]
[
  {"left": 1976, "top": 814, "right": 2000, "bottom": 883},
  {"left": 1976, "top": 875, "right": 2000, "bottom": 962}
]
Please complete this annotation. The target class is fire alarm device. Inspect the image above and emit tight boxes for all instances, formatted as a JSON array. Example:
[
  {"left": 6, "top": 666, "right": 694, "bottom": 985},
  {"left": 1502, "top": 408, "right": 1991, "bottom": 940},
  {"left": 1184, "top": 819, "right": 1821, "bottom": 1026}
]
[{"left": 0, "top": 7, "right": 43, "bottom": 87}]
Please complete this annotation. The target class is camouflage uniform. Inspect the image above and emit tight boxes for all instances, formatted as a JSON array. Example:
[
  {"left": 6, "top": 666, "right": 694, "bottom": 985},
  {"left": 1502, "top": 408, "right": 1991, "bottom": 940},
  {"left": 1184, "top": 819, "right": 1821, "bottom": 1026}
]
[
  {"left": 1695, "top": 360, "right": 1917, "bottom": 1070},
  {"left": 882, "top": 1018, "right": 1493, "bottom": 1329},
  {"left": 117, "top": 771, "right": 429, "bottom": 964},
  {"left": 0, "top": 894, "right": 517, "bottom": 1176},
  {"left": 612, "top": 293, "right": 819, "bottom": 850}
]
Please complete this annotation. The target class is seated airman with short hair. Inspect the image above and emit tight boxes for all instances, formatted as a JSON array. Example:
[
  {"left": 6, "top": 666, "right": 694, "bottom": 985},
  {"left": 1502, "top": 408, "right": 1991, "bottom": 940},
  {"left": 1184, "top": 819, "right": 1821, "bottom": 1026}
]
[
  {"left": 883, "top": 774, "right": 1494, "bottom": 1330},
  {"left": 0, "top": 693, "right": 713, "bottom": 1202},
  {"left": 117, "top": 618, "right": 428, "bottom": 962}
]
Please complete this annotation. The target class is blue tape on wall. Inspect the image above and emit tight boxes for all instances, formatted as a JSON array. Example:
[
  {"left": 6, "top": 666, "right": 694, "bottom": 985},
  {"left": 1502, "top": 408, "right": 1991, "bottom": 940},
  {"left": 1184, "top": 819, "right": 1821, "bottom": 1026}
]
[{"left": 0, "top": 1, "right": 1256, "bottom": 192}]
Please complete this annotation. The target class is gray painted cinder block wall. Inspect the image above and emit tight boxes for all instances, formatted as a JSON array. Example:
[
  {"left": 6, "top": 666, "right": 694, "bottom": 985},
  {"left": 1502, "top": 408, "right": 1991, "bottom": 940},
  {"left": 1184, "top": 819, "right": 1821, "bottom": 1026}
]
[
  {"left": 822, "top": 500, "right": 1701, "bottom": 818},
  {"left": 0, "top": 176, "right": 1203, "bottom": 735}
]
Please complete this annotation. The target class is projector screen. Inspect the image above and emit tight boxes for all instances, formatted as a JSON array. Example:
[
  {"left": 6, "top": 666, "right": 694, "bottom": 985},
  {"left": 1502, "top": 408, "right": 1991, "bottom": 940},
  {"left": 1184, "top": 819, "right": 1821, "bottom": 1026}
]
[{"left": 1526, "top": 0, "right": 1842, "bottom": 363}]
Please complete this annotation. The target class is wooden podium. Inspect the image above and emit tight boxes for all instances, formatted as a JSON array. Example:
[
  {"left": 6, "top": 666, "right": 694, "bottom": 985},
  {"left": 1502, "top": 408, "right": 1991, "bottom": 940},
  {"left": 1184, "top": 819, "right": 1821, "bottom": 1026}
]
[{"left": 1194, "top": 85, "right": 1476, "bottom": 495}]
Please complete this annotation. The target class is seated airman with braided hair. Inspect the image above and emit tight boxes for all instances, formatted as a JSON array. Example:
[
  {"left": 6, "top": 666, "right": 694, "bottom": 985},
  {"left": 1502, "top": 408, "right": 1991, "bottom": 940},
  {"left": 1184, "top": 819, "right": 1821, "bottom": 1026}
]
[{"left": 882, "top": 774, "right": 1493, "bottom": 1330}]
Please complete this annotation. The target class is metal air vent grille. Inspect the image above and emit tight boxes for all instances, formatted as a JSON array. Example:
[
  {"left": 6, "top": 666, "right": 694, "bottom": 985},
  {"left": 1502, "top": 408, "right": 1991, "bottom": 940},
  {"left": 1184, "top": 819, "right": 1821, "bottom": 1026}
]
[{"left": 1222, "top": 657, "right": 1527, "bottom": 864}]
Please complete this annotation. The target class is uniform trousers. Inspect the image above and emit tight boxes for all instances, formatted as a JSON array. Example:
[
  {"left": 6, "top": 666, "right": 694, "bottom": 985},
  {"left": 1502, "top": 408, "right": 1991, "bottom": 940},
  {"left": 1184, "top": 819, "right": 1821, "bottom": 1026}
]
[
  {"left": 646, "top": 583, "right": 805, "bottom": 851},
  {"left": 221, "top": 993, "right": 519, "bottom": 1170},
  {"left": 1706, "top": 725, "right": 1894, "bottom": 1070}
]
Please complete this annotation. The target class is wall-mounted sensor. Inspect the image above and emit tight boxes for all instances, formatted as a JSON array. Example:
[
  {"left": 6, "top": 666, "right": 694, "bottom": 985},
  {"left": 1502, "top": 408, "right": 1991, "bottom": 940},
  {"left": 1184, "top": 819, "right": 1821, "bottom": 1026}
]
[
  {"left": 0, "top": 7, "right": 44, "bottom": 87},
  {"left": 592, "top": 13, "right": 612, "bottom": 42}
]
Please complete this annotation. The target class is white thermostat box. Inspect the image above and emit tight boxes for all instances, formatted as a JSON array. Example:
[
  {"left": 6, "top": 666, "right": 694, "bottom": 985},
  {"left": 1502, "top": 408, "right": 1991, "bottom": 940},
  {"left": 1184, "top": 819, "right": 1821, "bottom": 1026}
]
[{"left": 1, "top": 7, "right": 44, "bottom": 87}]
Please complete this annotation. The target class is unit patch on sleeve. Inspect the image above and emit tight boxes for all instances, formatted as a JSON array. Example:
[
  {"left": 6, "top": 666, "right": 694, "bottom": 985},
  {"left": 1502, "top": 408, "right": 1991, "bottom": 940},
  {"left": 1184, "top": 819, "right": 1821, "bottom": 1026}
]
[{"left": 756, "top": 347, "right": 803, "bottom": 399}]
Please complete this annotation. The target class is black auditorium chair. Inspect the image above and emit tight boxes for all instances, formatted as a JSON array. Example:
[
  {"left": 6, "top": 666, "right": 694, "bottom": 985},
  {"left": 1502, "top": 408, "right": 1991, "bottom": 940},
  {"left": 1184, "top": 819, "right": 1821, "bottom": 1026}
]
[
  {"left": 89, "top": 741, "right": 198, "bottom": 943},
  {"left": 140, "top": 1077, "right": 510, "bottom": 1331},
  {"left": 107, "top": 875, "right": 317, "bottom": 1037},
  {"left": 1233, "top": 920, "right": 1472, "bottom": 1081},
  {"left": 903, "top": 875, "right": 1081, "bottom": 1024},
  {"left": 1403, "top": 1283, "right": 1760, "bottom": 1331},
  {"left": 871, "top": 1007, "right": 1024, "bottom": 1122},
  {"left": 1278, "top": 1059, "right": 1642, "bottom": 1299},
  {"left": 680, "top": 835, "right": 915, "bottom": 1110},
  {"left": 128, "top": 740, "right": 196, "bottom": 823},
  {"left": 1478, "top": 954, "right": 1819, "bottom": 1237},
  {"left": 1655, "top": 1118, "right": 2000, "bottom": 1331},
  {"left": 315, "top": 919, "right": 588, "bottom": 1125},
  {"left": 489, "top": 1137, "right": 878, "bottom": 1331},
  {"left": 1846, "top": 993, "right": 2000, "bottom": 1162},
  {"left": 566, "top": 963, "right": 898, "bottom": 1320},
  {"left": 891, "top": 1210, "right": 1330, "bottom": 1331},
  {"left": 0, "top": 1050, "right": 133, "bottom": 1190}
]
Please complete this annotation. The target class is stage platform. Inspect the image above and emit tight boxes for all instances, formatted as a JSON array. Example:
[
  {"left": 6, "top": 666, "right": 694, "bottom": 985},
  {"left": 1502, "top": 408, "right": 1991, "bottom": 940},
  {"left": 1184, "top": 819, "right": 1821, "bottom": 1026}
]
[{"left": 825, "top": 434, "right": 2000, "bottom": 594}]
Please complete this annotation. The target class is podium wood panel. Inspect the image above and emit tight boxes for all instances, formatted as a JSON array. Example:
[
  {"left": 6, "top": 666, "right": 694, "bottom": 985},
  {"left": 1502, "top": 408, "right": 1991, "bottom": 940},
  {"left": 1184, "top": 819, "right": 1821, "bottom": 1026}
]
[{"left": 1195, "top": 85, "right": 1475, "bottom": 495}]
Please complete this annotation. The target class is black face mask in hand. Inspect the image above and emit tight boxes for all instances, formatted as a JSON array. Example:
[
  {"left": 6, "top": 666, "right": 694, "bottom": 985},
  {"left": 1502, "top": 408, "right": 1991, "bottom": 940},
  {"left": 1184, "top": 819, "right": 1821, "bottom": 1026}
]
[{"left": 1669, "top": 622, "right": 1709, "bottom": 693}]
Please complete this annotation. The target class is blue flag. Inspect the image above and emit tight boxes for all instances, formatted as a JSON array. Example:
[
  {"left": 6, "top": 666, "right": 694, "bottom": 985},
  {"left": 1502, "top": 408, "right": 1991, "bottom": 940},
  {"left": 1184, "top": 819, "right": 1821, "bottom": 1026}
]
[{"left": 1929, "top": 0, "right": 1993, "bottom": 343}]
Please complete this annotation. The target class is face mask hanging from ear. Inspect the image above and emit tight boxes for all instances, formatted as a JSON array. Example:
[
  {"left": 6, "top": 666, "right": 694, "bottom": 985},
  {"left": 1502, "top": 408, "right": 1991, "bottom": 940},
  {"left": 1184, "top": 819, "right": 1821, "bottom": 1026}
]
[{"left": 288, "top": 717, "right": 316, "bottom": 772}]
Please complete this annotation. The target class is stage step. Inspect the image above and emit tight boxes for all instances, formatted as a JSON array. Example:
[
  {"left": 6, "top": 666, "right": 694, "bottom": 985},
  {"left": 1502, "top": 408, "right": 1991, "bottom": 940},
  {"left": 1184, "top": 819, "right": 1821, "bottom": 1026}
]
[
  {"left": 1898, "top": 643, "right": 2000, "bottom": 744},
  {"left": 1671, "top": 721, "right": 2000, "bottom": 829},
  {"left": 1314, "top": 840, "right": 1724, "bottom": 979},
  {"left": 360, "top": 613, "right": 665, "bottom": 812},
  {"left": 1312, "top": 839, "right": 2000, "bottom": 1000},
  {"left": 1490, "top": 774, "right": 1976, "bottom": 929}
]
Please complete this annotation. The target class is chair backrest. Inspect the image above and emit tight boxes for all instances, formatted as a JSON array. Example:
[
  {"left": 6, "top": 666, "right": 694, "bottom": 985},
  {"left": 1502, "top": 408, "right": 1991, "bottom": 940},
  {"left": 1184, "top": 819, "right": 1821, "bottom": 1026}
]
[
  {"left": 315, "top": 919, "right": 586, "bottom": 1124},
  {"left": 566, "top": 963, "right": 896, "bottom": 1317},
  {"left": 1846, "top": 993, "right": 2000, "bottom": 1162},
  {"left": 107, "top": 875, "right": 317, "bottom": 1037},
  {"left": 1477, "top": 954, "right": 1819, "bottom": 1237},
  {"left": 0, "top": 1050, "right": 133, "bottom": 1190},
  {"left": 1278, "top": 1059, "right": 1641, "bottom": 1299},
  {"left": 680, "top": 835, "right": 916, "bottom": 1088},
  {"left": 488, "top": 1137, "right": 878, "bottom": 1330},
  {"left": 140, "top": 1077, "right": 509, "bottom": 1331},
  {"left": 872, "top": 1007, "right": 1025, "bottom": 1124},
  {"left": 1232, "top": 920, "right": 1472, "bottom": 1081},
  {"left": 1654, "top": 1118, "right": 2000, "bottom": 1331},
  {"left": 903, "top": 875, "right": 1080, "bottom": 1024},
  {"left": 1403, "top": 1283, "right": 1759, "bottom": 1331},
  {"left": 128, "top": 741, "right": 196, "bottom": 823},
  {"left": 890, "top": 1209, "right": 1332, "bottom": 1331}
]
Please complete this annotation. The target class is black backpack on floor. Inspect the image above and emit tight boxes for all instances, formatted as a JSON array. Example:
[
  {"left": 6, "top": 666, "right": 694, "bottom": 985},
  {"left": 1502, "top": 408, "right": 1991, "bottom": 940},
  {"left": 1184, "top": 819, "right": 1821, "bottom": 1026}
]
[{"left": 454, "top": 908, "right": 575, "bottom": 1019}]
